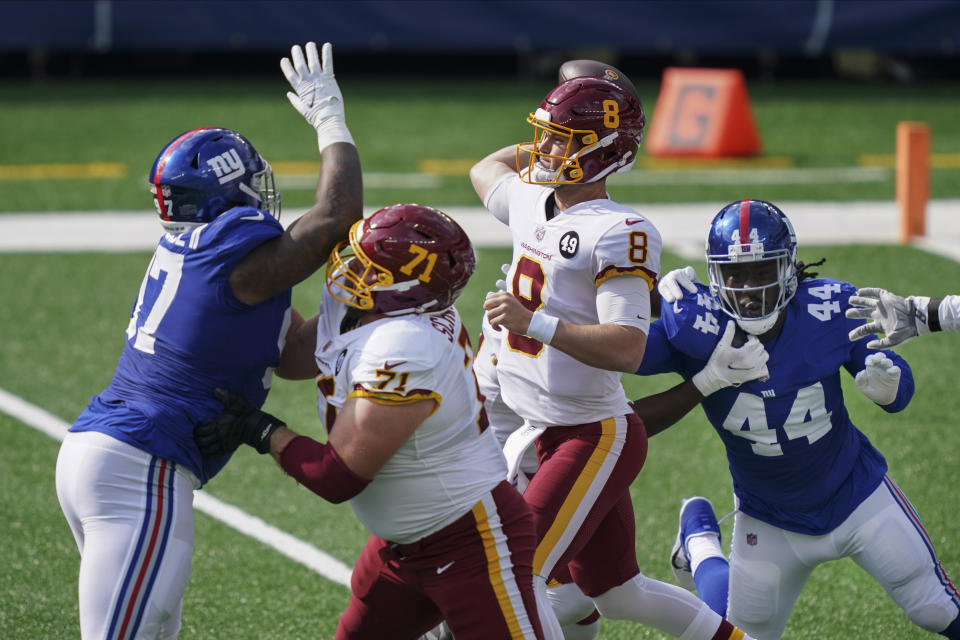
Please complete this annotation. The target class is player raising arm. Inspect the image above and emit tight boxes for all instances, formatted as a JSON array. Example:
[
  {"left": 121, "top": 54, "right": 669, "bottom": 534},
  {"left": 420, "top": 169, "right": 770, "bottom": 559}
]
[
  {"left": 470, "top": 70, "right": 757, "bottom": 640},
  {"left": 847, "top": 288, "right": 960, "bottom": 348},
  {"left": 55, "top": 42, "right": 361, "bottom": 640}
]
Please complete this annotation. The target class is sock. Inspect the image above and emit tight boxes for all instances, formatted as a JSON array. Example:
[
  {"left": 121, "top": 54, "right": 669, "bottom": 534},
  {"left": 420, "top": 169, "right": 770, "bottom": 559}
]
[
  {"left": 693, "top": 557, "right": 730, "bottom": 616},
  {"left": 687, "top": 533, "right": 723, "bottom": 575}
]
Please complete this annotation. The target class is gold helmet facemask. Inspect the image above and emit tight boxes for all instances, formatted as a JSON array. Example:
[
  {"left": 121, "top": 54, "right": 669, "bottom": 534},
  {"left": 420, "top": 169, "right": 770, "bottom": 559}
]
[
  {"left": 326, "top": 220, "right": 394, "bottom": 311},
  {"left": 517, "top": 107, "right": 600, "bottom": 185}
]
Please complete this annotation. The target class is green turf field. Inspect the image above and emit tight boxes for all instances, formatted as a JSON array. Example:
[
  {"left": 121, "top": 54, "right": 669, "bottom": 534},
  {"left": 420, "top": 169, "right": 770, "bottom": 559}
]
[
  {"left": 1, "top": 77, "right": 960, "bottom": 639},
  {"left": 1, "top": 78, "right": 959, "bottom": 211},
  {"left": 2, "top": 247, "right": 959, "bottom": 639}
]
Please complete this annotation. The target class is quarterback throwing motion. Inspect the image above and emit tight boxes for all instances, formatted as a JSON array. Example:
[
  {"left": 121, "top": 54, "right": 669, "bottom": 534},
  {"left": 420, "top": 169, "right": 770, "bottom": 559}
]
[{"left": 471, "top": 73, "right": 755, "bottom": 639}]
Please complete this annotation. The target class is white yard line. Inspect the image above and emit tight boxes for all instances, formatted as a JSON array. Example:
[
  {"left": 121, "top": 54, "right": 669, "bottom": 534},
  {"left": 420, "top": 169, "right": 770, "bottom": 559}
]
[
  {"left": 0, "top": 386, "right": 352, "bottom": 587},
  {"left": 2, "top": 201, "right": 958, "bottom": 263},
  {"left": 272, "top": 167, "right": 891, "bottom": 190},
  {"left": 3, "top": 198, "right": 960, "bottom": 590}
]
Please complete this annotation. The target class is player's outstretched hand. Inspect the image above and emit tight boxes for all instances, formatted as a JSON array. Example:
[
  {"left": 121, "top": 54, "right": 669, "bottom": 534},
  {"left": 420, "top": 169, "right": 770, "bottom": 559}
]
[
  {"left": 846, "top": 287, "right": 920, "bottom": 349},
  {"left": 658, "top": 266, "right": 700, "bottom": 303},
  {"left": 280, "top": 41, "right": 354, "bottom": 152},
  {"left": 854, "top": 352, "right": 901, "bottom": 405},
  {"left": 692, "top": 322, "right": 770, "bottom": 397},
  {"left": 195, "top": 388, "right": 286, "bottom": 456}
]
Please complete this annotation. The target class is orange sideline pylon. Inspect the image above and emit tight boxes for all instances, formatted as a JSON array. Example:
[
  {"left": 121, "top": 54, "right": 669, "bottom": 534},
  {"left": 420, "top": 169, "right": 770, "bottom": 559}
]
[
  {"left": 896, "top": 121, "right": 930, "bottom": 244},
  {"left": 645, "top": 68, "right": 762, "bottom": 157}
]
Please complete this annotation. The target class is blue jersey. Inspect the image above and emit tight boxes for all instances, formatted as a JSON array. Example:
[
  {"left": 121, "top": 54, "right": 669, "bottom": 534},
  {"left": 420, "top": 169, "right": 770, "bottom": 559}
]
[
  {"left": 637, "top": 278, "right": 914, "bottom": 534},
  {"left": 71, "top": 207, "right": 291, "bottom": 484}
]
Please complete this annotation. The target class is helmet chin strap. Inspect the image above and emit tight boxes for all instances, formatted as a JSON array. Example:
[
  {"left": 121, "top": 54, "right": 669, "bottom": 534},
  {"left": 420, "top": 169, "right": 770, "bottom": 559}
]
[
  {"left": 736, "top": 311, "right": 780, "bottom": 335},
  {"left": 523, "top": 162, "right": 561, "bottom": 185}
]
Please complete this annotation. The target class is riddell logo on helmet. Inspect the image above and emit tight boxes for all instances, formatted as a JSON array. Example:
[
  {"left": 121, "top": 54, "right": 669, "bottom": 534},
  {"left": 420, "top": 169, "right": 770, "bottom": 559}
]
[{"left": 206, "top": 149, "right": 245, "bottom": 184}]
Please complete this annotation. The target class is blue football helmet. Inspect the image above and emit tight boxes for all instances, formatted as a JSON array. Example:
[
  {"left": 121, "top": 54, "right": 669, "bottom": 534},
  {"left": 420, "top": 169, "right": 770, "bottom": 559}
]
[
  {"left": 149, "top": 127, "right": 280, "bottom": 234},
  {"left": 706, "top": 199, "right": 798, "bottom": 335}
]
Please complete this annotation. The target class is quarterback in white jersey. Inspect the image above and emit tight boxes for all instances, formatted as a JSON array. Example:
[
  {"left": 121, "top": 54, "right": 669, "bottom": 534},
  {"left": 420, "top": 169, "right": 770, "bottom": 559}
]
[
  {"left": 484, "top": 173, "right": 661, "bottom": 425},
  {"left": 195, "top": 204, "right": 555, "bottom": 640},
  {"left": 470, "top": 74, "right": 757, "bottom": 640}
]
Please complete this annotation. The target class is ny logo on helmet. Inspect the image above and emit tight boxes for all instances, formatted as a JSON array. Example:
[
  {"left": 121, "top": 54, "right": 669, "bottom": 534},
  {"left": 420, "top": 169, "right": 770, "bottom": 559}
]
[{"left": 206, "top": 149, "right": 245, "bottom": 184}]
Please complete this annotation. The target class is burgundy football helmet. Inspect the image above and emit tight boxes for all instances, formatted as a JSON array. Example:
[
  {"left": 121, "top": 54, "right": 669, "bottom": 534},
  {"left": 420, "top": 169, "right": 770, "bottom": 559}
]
[
  {"left": 558, "top": 58, "right": 640, "bottom": 102},
  {"left": 325, "top": 204, "right": 476, "bottom": 315},
  {"left": 518, "top": 76, "right": 645, "bottom": 185}
]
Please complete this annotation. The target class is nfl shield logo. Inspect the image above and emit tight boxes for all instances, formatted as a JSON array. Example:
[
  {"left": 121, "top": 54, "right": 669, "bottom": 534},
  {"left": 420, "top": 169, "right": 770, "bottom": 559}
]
[
  {"left": 535, "top": 226, "right": 546, "bottom": 242},
  {"left": 746, "top": 533, "right": 758, "bottom": 546}
]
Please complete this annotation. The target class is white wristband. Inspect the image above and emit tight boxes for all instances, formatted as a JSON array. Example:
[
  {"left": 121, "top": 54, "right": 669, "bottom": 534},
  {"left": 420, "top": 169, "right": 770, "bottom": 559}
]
[
  {"left": 315, "top": 117, "right": 355, "bottom": 153},
  {"left": 691, "top": 369, "right": 721, "bottom": 397},
  {"left": 526, "top": 310, "right": 559, "bottom": 345}
]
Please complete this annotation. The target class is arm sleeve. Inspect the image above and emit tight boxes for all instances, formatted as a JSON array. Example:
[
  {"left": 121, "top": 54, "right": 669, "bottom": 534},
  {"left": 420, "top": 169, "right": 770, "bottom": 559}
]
[
  {"left": 634, "top": 321, "right": 684, "bottom": 376},
  {"left": 843, "top": 341, "right": 915, "bottom": 413},
  {"left": 279, "top": 436, "right": 371, "bottom": 503},
  {"left": 482, "top": 173, "right": 516, "bottom": 225},
  {"left": 938, "top": 295, "right": 960, "bottom": 333},
  {"left": 839, "top": 280, "right": 913, "bottom": 411},
  {"left": 596, "top": 275, "right": 651, "bottom": 334}
]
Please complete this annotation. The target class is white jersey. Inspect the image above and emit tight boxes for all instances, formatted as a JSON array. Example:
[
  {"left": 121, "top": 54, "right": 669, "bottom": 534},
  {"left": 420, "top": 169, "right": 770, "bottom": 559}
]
[
  {"left": 313, "top": 295, "right": 506, "bottom": 544},
  {"left": 484, "top": 174, "right": 662, "bottom": 426},
  {"left": 475, "top": 314, "right": 524, "bottom": 446}
]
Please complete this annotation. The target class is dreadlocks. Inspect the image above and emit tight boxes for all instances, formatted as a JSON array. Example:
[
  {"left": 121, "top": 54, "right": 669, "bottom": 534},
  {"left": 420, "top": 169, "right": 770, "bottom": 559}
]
[{"left": 797, "top": 258, "right": 826, "bottom": 283}]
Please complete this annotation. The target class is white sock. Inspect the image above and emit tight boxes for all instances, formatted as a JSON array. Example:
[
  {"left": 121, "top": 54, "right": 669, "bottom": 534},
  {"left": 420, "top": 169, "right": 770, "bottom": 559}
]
[
  {"left": 534, "top": 575, "right": 565, "bottom": 640},
  {"left": 686, "top": 532, "right": 724, "bottom": 575}
]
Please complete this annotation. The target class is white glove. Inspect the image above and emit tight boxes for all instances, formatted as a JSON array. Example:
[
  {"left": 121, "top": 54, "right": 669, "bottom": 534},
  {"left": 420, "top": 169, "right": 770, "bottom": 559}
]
[
  {"left": 692, "top": 322, "right": 770, "bottom": 397},
  {"left": 854, "top": 352, "right": 901, "bottom": 405},
  {"left": 494, "top": 263, "right": 510, "bottom": 293},
  {"left": 658, "top": 266, "right": 700, "bottom": 303},
  {"left": 846, "top": 287, "right": 930, "bottom": 349},
  {"left": 280, "top": 42, "right": 354, "bottom": 153}
]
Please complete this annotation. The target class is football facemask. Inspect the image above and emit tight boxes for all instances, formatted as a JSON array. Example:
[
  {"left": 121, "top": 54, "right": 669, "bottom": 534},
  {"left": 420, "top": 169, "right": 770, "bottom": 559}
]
[
  {"left": 325, "top": 204, "right": 476, "bottom": 316},
  {"left": 149, "top": 127, "right": 280, "bottom": 234},
  {"left": 517, "top": 77, "right": 645, "bottom": 186},
  {"left": 706, "top": 200, "right": 798, "bottom": 336}
]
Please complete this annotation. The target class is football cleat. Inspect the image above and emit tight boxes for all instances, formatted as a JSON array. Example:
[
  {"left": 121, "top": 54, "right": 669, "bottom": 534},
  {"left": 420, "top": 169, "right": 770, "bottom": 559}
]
[{"left": 670, "top": 496, "right": 721, "bottom": 591}]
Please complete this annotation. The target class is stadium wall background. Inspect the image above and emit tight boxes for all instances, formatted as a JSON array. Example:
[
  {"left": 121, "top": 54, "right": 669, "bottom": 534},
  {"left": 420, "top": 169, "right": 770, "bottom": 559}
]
[{"left": 2, "top": 0, "right": 959, "bottom": 82}]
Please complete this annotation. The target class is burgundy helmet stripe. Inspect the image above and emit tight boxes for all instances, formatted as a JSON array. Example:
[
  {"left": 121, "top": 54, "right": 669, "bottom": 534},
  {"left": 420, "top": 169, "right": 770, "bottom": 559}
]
[
  {"left": 152, "top": 127, "right": 216, "bottom": 219},
  {"left": 738, "top": 200, "right": 752, "bottom": 251}
]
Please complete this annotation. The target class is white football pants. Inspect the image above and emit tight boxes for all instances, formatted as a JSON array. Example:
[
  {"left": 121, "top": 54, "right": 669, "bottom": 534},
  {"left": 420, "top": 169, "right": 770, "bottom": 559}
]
[
  {"left": 56, "top": 430, "right": 197, "bottom": 640},
  {"left": 727, "top": 475, "right": 960, "bottom": 639}
]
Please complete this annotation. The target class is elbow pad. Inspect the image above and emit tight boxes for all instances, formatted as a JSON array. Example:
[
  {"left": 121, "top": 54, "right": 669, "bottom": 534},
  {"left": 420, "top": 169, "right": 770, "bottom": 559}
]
[{"left": 279, "top": 436, "right": 370, "bottom": 503}]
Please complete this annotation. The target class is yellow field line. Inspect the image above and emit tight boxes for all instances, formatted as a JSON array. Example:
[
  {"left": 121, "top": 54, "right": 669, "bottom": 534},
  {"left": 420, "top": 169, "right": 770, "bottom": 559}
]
[
  {"left": 0, "top": 162, "right": 127, "bottom": 180},
  {"left": 272, "top": 161, "right": 323, "bottom": 174},
  {"left": 3, "top": 154, "right": 958, "bottom": 182},
  {"left": 859, "top": 153, "right": 960, "bottom": 169},
  {"left": 417, "top": 155, "right": 797, "bottom": 175}
]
